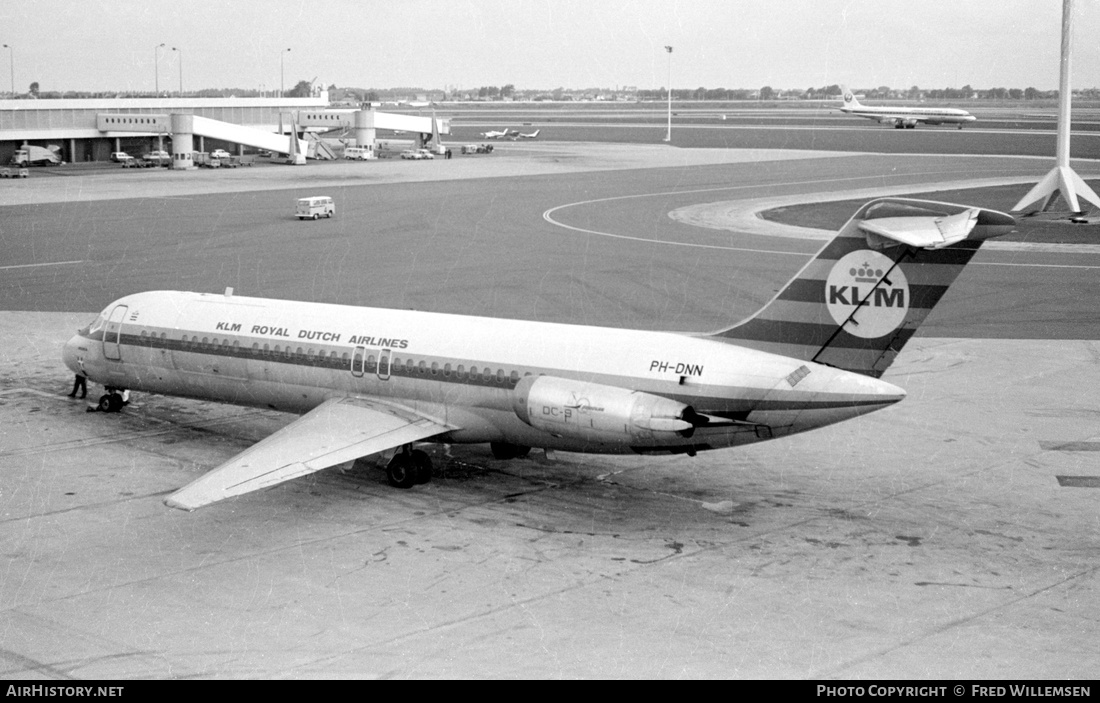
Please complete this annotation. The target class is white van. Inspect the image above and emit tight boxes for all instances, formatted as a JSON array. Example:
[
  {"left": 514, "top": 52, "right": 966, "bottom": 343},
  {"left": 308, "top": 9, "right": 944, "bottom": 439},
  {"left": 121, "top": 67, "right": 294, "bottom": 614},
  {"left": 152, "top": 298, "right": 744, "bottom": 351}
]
[
  {"left": 296, "top": 196, "right": 335, "bottom": 220},
  {"left": 344, "top": 146, "right": 375, "bottom": 161}
]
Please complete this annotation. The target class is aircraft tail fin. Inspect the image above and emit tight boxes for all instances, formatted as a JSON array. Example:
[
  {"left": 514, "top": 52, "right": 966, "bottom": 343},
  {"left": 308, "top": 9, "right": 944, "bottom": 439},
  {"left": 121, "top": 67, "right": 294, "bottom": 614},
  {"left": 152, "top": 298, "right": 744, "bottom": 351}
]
[
  {"left": 710, "top": 198, "right": 1016, "bottom": 378},
  {"left": 840, "top": 85, "right": 860, "bottom": 108}
]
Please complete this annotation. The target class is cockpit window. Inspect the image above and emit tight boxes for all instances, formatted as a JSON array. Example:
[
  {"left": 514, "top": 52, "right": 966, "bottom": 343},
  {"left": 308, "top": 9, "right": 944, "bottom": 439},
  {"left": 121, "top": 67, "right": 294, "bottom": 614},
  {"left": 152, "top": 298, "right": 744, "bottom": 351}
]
[{"left": 84, "top": 311, "right": 108, "bottom": 336}]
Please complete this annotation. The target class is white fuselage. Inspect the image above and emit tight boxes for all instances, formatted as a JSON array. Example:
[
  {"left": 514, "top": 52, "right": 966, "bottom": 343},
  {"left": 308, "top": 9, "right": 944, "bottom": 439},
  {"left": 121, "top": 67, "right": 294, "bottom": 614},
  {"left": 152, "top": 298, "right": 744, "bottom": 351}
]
[
  {"left": 62, "top": 291, "right": 904, "bottom": 455},
  {"left": 840, "top": 103, "right": 976, "bottom": 126}
]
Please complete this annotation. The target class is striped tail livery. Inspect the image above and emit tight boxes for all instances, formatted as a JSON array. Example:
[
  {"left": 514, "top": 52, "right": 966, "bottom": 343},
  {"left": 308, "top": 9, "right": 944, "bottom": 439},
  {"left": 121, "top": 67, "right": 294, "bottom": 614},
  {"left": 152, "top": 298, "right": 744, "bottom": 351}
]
[{"left": 712, "top": 198, "right": 1016, "bottom": 377}]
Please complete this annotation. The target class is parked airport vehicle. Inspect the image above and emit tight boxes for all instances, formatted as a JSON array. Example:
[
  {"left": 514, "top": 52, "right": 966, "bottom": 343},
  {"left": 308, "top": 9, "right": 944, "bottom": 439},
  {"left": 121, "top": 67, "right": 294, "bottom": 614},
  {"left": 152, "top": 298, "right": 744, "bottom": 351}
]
[
  {"left": 295, "top": 195, "right": 335, "bottom": 220},
  {"left": 461, "top": 144, "right": 494, "bottom": 154},
  {"left": 11, "top": 145, "right": 63, "bottom": 166},
  {"left": 343, "top": 147, "right": 375, "bottom": 160},
  {"left": 142, "top": 150, "right": 170, "bottom": 165},
  {"left": 400, "top": 149, "right": 432, "bottom": 160},
  {"left": 375, "top": 139, "right": 443, "bottom": 158},
  {"left": 210, "top": 149, "right": 231, "bottom": 159},
  {"left": 839, "top": 85, "right": 976, "bottom": 129},
  {"left": 110, "top": 151, "right": 133, "bottom": 163},
  {"left": 0, "top": 167, "right": 28, "bottom": 178},
  {"left": 63, "top": 197, "right": 1016, "bottom": 510}
]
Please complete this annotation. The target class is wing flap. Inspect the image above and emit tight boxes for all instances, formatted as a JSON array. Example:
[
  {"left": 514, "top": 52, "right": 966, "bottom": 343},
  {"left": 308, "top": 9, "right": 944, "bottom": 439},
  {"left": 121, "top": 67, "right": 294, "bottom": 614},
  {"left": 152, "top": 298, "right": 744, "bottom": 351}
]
[
  {"left": 165, "top": 396, "right": 452, "bottom": 510},
  {"left": 859, "top": 207, "right": 979, "bottom": 249}
]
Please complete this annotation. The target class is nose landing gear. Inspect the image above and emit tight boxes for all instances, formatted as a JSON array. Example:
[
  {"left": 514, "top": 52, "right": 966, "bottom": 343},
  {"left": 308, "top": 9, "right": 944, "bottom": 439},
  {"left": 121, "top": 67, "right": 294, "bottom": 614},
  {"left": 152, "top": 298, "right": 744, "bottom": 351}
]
[{"left": 96, "top": 390, "right": 127, "bottom": 413}]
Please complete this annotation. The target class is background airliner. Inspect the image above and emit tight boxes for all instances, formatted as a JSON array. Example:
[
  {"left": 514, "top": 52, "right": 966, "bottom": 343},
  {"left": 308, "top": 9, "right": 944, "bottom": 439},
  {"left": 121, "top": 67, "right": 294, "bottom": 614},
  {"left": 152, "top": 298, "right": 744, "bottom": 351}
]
[
  {"left": 62, "top": 198, "right": 1014, "bottom": 511},
  {"left": 839, "top": 85, "right": 977, "bottom": 129}
]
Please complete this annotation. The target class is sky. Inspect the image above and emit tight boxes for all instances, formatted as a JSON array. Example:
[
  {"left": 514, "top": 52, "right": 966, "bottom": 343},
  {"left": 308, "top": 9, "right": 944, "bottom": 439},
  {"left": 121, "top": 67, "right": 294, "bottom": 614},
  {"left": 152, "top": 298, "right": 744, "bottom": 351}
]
[{"left": 4, "top": 0, "right": 1100, "bottom": 94}]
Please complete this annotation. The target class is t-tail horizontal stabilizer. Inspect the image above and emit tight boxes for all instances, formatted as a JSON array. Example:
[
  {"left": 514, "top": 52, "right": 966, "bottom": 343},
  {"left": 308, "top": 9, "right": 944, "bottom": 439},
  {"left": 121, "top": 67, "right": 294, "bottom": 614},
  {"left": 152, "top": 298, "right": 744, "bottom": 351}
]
[
  {"left": 711, "top": 198, "right": 1016, "bottom": 378},
  {"left": 859, "top": 207, "right": 980, "bottom": 249}
]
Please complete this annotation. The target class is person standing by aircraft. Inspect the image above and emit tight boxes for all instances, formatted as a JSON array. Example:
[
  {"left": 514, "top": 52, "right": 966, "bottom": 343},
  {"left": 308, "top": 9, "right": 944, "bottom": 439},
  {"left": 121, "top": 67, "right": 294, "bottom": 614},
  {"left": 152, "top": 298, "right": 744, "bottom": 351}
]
[{"left": 67, "top": 370, "right": 87, "bottom": 399}]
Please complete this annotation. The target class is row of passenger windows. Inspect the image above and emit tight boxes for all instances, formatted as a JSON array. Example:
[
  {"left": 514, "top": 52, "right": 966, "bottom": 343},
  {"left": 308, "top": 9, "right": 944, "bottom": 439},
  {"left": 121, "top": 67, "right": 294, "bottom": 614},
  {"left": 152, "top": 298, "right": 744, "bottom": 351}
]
[
  {"left": 359, "top": 354, "right": 525, "bottom": 384},
  {"left": 102, "top": 116, "right": 165, "bottom": 125},
  {"left": 135, "top": 330, "right": 523, "bottom": 385}
]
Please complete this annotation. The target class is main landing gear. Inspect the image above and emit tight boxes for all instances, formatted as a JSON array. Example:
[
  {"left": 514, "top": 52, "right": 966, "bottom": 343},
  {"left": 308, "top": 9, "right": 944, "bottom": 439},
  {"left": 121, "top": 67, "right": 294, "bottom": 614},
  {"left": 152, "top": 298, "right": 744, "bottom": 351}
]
[
  {"left": 490, "top": 442, "right": 531, "bottom": 460},
  {"left": 386, "top": 446, "right": 433, "bottom": 489}
]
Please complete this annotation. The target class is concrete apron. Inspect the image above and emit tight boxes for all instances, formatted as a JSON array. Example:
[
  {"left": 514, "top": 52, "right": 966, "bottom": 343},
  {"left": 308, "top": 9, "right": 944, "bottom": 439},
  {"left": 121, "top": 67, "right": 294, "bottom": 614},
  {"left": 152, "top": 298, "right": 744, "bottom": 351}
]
[{"left": 2, "top": 312, "right": 1097, "bottom": 678}]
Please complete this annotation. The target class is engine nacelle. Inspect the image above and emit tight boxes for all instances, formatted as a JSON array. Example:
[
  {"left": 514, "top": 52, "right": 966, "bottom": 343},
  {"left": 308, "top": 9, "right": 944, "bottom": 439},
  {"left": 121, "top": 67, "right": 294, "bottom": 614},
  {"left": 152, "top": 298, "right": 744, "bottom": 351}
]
[{"left": 512, "top": 375, "right": 696, "bottom": 445}]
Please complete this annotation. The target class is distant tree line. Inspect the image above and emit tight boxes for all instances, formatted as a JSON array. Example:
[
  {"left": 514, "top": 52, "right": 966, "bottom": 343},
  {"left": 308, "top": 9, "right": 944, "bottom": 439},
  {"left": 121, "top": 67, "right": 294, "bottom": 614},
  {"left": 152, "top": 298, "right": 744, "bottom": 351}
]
[
  {"left": 11, "top": 80, "right": 1098, "bottom": 101},
  {"left": 474, "top": 85, "right": 515, "bottom": 99},
  {"left": 635, "top": 84, "right": 1079, "bottom": 101}
]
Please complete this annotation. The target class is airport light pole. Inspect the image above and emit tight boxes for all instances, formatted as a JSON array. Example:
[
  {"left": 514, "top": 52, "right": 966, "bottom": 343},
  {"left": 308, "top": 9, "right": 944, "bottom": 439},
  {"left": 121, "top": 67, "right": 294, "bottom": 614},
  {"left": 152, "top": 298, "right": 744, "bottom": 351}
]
[
  {"left": 280, "top": 48, "right": 291, "bottom": 97},
  {"left": 2, "top": 44, "right": 12, "bottom": 98},
  {"left": 172, "top": 47, "right": 182, "bottom": 96},
  {"left": 1013, "top": 0, "right": 1100, "bottom": 214},
  {"left": 663, "top": 45, "right": 673, "bottom": 142},
  {"left": 153, "top": 43, "right": 165, "bottom": 95}
]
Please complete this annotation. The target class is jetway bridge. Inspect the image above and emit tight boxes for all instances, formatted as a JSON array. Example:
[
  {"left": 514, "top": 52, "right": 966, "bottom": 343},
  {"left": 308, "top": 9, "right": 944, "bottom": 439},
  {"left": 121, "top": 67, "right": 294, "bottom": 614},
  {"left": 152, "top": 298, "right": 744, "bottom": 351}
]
[
  {"left": 295, "top": 109, "right": 451, "bottom": 159},
  {"left": 95, "top": 109, "right": 450, "bottom": 168}
]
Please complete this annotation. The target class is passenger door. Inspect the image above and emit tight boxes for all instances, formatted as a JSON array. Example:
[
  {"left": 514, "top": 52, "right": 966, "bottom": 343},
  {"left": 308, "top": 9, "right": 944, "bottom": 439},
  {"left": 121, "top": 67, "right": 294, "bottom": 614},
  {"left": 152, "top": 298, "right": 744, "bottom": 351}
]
[{"left": 102, "top": 304, "right": 128, "bottom": 361}]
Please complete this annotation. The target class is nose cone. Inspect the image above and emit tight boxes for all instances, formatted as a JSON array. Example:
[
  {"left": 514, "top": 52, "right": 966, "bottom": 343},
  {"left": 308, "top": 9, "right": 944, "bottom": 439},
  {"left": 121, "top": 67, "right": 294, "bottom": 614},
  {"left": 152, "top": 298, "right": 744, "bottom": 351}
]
[{"left": 62, "top": 335, "right": 83, "bottom": 375}]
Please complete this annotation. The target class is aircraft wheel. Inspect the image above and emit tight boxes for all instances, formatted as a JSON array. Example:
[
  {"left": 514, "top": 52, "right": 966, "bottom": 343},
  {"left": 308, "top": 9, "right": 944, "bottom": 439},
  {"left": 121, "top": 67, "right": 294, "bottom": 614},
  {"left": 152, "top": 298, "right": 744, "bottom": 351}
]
[
  {"left": 98, "top": 393, "right": 124, "bottom": 413},
  {"left": 411, "top": 449, "right": 433, "bottom": 484},
  {"left": 387, "top": 454, "right": 417, "bottom": 489},
  {"left": 490, "top": 442, "right": 531, "bottom": 460}
]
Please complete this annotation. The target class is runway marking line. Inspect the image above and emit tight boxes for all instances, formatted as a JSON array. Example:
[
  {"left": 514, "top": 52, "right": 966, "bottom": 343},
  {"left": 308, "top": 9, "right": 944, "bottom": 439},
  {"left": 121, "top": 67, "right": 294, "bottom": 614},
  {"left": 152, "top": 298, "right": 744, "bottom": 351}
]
[
  {"left": 0, "top": 260, "right": 84, "bottom": 271},
  {"left": 543, "top": 171, "right": 1100, "bottom": 268}
]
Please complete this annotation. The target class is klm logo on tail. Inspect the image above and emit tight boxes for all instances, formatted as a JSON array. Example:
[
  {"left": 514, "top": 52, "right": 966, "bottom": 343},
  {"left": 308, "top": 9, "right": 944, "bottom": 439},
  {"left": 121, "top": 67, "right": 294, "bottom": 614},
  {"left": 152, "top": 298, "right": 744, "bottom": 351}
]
[
  {"left": 710, "top": 197, "right": 1015, "bottom": 377},
  {"left": 825, "top": 251, "right": 909, "bottom": 339}
]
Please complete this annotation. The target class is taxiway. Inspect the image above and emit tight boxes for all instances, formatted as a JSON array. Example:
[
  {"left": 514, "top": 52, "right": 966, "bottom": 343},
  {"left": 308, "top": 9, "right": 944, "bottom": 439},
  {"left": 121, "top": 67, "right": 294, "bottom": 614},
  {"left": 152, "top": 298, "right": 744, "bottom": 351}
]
[{"left": 1, "top": 141, "right": 1098, "bottom": 679}]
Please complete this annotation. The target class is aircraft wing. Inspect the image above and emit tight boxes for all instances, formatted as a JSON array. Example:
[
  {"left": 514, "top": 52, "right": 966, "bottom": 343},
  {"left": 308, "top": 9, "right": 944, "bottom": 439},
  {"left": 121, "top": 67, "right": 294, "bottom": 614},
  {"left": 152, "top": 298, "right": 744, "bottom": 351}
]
[
  {"left": 859, "top": 207, "right": 979, "bottom": 249},
  {"left": 164, "top": 396, "right": 453, "bottom": 510}
]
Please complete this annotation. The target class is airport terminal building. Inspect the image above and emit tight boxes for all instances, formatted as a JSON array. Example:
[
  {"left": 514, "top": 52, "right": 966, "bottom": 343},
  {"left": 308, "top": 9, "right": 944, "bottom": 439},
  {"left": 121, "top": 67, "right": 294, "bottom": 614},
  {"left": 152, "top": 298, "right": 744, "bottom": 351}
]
[{"left": 0, "top": 95, "right": 328, "bottom": 164}]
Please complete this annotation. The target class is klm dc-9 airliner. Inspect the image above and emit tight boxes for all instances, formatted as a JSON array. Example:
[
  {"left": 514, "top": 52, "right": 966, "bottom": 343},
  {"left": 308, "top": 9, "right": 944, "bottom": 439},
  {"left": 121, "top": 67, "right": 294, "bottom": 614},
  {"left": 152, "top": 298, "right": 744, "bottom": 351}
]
[{"left": 63, "top": 198, "right": 1014, "bottom": 510}]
